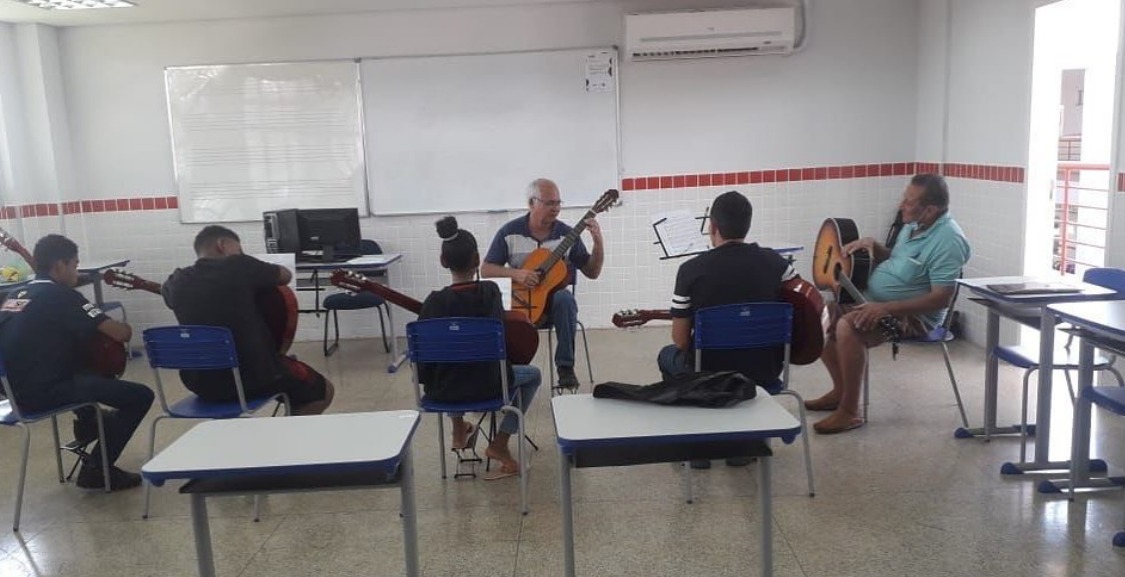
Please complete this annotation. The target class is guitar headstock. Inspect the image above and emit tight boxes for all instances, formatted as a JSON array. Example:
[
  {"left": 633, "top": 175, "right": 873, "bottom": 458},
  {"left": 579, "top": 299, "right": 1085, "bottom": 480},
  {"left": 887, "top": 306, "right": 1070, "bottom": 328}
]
[
  {"left": 330, "top": 269, "right": 368, "bottom": 293},
  {"left": 591, "top": 189, "right": 620, "bottom": 215},
  {"left": 102, "top": 268, "right": 154, "bottom": 291},
  {"left": 0, "top": 225, "right": 34, "bottom": 267},
  {"left": 612, "top": 309, "right": 650, "bottom": 328}
]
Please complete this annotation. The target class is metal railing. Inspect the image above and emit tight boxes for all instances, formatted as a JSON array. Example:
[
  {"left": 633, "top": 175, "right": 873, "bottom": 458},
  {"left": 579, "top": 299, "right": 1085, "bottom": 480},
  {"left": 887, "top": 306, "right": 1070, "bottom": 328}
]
[{"left": 1054, "top": 162, "right": 1109, "bottom": 276}]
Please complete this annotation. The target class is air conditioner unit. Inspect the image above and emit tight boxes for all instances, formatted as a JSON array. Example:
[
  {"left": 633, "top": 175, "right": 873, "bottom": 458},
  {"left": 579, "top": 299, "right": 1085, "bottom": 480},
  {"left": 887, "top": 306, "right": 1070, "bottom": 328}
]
[{"left": 625, "top": 7, "right": 796, "bottom": 61}]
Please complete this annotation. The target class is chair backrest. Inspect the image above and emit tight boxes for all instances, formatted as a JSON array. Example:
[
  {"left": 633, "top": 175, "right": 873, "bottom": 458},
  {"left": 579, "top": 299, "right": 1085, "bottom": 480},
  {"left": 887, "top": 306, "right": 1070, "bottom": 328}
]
[
  {"left": 1083, "top": 267, "right": 1125, "bottom": 294},
  {"left": 692, "top": 302, "right": 792, "bottom": 385},
  {"left": 406, "top": 317, "right": 509, "bottom": 404},
  {"left": 142, "top": 325, "right": 250, "bottom": 413},
  {"left": 360, "top": 239, "right": 383, "bottom": 256}
]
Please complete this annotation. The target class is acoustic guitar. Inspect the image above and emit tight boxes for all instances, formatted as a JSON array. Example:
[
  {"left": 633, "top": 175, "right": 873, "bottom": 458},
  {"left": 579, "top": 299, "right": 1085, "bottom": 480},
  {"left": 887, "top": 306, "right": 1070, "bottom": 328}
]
[
  {"left": 811, "top": 217, "right": 872, "bottom": 305},
  {"left": 103, "top": 268, "right": 299, "bottom": 356},
  {"left": 329, "top": 269, "right": 539, "bottom": 366},
  {"left": 610, "top": 278, "right": 829, "bottom": 365},
  {"left": 512, "top": 189, "right": 619, "bottom": 325},
  {"left": 809, "top": 218, "right": 901, "bottom": 341},
  {"left": 0, "top": 227, "right": 127, "bottom": 378}
]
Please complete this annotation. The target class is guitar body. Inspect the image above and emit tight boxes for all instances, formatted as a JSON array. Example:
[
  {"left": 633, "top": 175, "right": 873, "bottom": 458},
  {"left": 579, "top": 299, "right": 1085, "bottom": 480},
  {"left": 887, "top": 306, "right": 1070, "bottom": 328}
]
[
  {"left": 330, "top": 270, "right": 540, "bottom": 365},
  {"left": 84, "top": 333, "right": 128, "bottom": 378},
  {"left": 611, "top": 278, "right": 829, "bottom": 366},
  {"left": 257, "top": 286, "right": 299, "bottom": 356},
  {"left": 812, "top": 218, "right": 873, "bottom": 304},
  {"left": 513, "top": 247, "right": 571, "bottom": 326}
]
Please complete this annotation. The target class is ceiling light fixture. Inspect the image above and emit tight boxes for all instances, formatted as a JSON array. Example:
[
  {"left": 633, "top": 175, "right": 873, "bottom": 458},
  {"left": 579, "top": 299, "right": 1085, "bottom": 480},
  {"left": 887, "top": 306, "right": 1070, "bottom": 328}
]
[{"left": 16, "top": 0, "right": 136, "bottom": 10}]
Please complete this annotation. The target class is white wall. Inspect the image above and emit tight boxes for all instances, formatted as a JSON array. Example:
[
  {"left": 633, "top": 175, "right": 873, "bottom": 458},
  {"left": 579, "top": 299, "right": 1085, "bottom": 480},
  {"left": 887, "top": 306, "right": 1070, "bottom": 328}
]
[{"left": 40, "top": 0, "right": 922, "bottom": 344}]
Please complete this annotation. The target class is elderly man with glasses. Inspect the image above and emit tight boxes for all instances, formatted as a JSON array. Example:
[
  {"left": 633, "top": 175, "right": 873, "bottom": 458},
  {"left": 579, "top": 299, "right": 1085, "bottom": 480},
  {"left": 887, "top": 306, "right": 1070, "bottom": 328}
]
[{"left": 481, "top": 178, "right": 605, "bottom": 391}]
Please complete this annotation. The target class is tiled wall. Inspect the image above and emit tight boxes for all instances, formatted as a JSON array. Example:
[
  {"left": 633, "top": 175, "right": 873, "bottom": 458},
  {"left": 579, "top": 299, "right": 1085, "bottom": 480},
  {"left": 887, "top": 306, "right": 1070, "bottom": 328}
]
[{"left": 1, "top": 163, "right": 1025, "bottom": 348}]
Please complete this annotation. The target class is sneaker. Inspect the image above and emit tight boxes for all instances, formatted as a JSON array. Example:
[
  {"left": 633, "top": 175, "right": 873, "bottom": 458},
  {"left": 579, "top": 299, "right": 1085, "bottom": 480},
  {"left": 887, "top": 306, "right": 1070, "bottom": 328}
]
[
  {"left": 557, "top": 366, "right": 579, "bottom": 390},
  {"left": 75, "top": 465, "right": 142, "bottom": 491},
  {"left": 725, "top": 457, "right": 755, "bottom": 467},
  {"left": 689, "top": 459, "right": 712, "bottom": 470}
]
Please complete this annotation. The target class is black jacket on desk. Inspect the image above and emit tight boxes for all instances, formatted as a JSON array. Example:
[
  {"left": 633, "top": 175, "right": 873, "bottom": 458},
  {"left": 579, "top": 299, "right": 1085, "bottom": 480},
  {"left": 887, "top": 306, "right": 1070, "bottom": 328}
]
[{"left": 0, "top": 279, "right": 109, "bottom": 407}]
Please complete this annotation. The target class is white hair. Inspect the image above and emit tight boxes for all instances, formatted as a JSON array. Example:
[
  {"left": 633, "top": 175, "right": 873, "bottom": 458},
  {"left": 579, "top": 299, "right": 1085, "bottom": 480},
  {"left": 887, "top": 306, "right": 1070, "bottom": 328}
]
[{"left": 526, "top": 178, "right": 557, "bottom": 202}]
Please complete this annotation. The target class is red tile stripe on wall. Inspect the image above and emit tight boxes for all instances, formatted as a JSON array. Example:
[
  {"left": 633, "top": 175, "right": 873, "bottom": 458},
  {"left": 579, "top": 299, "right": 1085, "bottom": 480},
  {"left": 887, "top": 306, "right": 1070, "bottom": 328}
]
[
  {"left": 1118, "top": 172, "right": 1125, "bottom": 193},
  {"left": 622, "top": 162, "right": 1025, "bottom": 191},
  {"left": 0, "top": 196, "right": 178, "bottom": 220}
]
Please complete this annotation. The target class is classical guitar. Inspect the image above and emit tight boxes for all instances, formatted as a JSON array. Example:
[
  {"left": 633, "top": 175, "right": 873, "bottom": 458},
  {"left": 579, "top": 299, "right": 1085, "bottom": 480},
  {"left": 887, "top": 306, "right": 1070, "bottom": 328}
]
[
  {"left": 0, "top": 227, "right": 127, "bottom": 378},
  {"left": 610, "top": 278, "right": 829, "bottom": 366},
  {"left": 103, "top": 268, "right": 299, "bottom": 356},
  {"left": 513, "top": 189, "right": 619, "bottom": 325},
  {"left": 809, "top": 218, "right": 901, "bottom": 341},
  {"left": 330, "top": 269, "right": 539, "bottom": 365},
  {"left": 811, "top": 217, "right": 872, "bottom": 305}
]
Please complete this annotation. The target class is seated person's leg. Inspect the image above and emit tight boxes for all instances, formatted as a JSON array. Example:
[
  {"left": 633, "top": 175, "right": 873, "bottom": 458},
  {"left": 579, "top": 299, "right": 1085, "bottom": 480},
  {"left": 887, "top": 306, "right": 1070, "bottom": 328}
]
[
  {"left": 549, "top": 290, "right": 579, "bottom": 388},
  {"left": 657, "top": 344, "right": 693, "bottom": 381},
  {"left": 68, "top": 374, "right": 156, "bottom": 490},
  {"left": 449, "top": 413, "right": 477, "bottom": 450},
  {"left": 813, "top": 310, "right": 884, "bottom": 434},
  {"left": 484, "top": 365, "right": 541, "bottom": 479},
  {"left": 509, "top": 365, "right": 541, "bottom": 414},
  {"left": 277, "top": 357, "right": 334, "bottom": 416}
]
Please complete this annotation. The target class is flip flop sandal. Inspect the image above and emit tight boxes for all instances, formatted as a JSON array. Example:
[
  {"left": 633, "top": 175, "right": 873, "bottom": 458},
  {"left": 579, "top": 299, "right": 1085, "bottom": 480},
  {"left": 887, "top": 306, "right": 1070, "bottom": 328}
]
[{"left": 814, "top": 418, "right": 865, "bottom": 435}]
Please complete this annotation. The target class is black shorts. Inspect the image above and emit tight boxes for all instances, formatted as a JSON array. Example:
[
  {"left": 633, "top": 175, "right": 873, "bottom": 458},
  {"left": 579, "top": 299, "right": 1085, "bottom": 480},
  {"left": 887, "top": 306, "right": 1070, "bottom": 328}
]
[{"left": 274, "top": 357, "right": 329, "bottom": 407}]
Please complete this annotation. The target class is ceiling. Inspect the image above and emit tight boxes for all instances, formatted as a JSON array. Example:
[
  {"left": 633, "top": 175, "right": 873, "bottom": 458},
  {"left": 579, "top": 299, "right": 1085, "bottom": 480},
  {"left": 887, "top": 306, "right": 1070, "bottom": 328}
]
[{"left": 0, "top": 0, "right": 605, "bottom": 27}]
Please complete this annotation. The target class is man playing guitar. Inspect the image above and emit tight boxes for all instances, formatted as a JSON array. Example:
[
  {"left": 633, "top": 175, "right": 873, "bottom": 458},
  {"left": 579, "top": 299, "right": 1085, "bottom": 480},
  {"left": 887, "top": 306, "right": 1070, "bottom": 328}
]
[
  {"left": 658, "top": 191, "right": 799, "bottom": 469},
  {"left": 480, "top": 178, "right": 605, "bottom": 391},
  {"left": 162, "top": 226, "right": 334, "bottom": 415},
  {"left": 806, "top": 174, "right": 970, "bottom": 434},
  {"left": 0, "top": 235, "right": 154, "bottom": 490}
]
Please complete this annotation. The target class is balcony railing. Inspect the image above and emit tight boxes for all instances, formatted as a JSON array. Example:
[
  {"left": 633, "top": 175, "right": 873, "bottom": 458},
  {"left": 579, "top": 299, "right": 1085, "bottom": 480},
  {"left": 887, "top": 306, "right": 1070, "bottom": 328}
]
[{"left": 1054, "top": 162, "right": 1109, "bottom": 276}]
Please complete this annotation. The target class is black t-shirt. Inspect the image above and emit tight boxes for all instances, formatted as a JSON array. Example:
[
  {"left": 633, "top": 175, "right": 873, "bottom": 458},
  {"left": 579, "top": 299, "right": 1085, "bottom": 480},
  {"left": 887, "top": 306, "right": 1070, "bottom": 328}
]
[
  {"left": 162, "top": 254, "right": 284, "bottom": 396},
  {"left": 0, "top": 279, "right": 109, "bottom": 404},
  {"left": 671, "top": 242, "right": 796, "bottom": 384},
  {"left": 417, "top": 281, "right": 513, "bottom": 403}
]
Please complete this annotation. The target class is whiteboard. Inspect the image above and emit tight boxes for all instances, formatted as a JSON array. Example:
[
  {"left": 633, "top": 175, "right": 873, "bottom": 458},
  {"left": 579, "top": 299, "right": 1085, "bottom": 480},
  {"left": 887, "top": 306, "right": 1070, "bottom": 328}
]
[
  {"left": 361, "top": 48, "right": 619, "bottom": 215},
  {"left": 166, "top": 61, "right": 368, "bottom": 223}
]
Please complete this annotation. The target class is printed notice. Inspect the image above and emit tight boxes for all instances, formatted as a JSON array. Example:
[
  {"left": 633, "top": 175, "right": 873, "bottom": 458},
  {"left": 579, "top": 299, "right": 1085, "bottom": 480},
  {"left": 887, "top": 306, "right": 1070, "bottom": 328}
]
[{"left": 584, "top": 50, "right": 614, "bottom": 93}]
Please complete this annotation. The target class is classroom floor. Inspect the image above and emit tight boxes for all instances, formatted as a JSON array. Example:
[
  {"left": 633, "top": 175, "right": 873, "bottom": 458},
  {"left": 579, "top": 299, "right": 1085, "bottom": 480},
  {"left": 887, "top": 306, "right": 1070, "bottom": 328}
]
[{"left": 1, "top": 327, "right": 1124, "bottom": 577}]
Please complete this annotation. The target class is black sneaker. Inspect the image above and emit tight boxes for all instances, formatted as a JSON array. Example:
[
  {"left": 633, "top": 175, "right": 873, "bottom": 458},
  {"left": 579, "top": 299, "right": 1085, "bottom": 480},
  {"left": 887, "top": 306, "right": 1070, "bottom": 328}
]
[
  {"left": 557, "top": 366, "right": 579, "bottom": 390},
  {"left": 725, "top": 457, "right": 755, "bottom": 467},
  {"left": 689, "top": 459, "right": 712, "bottom": 470},
  {"left": 75, "top": 465, "right": 142, "bottom": 491}
]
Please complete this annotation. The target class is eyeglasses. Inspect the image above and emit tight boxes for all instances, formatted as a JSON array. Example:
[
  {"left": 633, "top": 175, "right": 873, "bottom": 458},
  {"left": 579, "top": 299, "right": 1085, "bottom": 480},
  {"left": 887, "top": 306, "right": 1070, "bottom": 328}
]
[{"left": 533, "top": 197, "right": 563, "bottom": 208}]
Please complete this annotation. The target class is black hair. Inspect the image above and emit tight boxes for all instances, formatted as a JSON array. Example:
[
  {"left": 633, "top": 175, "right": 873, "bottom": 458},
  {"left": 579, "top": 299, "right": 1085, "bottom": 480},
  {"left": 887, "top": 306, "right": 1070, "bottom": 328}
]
[
  {"left": 911, "top": 173, "right": 950, "bottom": 211},
  {"left": 193, "top": 225, "right": 240, "bottom": 255},
  {"left": 710, "top": 190, "right": 753, "bottom": 240},
  {"left": 435, "top": 216, "right": 479, "bottom": 274},
  {"left": 32, "top": 234, "right": 78, "bottom": 276}
]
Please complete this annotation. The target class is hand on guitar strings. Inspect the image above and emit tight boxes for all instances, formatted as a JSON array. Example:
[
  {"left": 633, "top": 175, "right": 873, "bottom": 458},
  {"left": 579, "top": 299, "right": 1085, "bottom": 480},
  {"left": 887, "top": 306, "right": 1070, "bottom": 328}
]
[
  {"left": 842, "top": 237, "right": 877, "bottom": 257},
  {"left": 515, "top": 268, "right": 541, "bottom": 287}
]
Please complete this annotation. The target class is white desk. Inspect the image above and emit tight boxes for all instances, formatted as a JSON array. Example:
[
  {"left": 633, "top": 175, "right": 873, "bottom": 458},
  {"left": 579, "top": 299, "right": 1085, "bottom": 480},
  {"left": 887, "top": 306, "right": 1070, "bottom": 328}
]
[
  {"left": 296, "top": 254, "right": 405, "bottom": 371},
  {"left": 552, "top": 390, "right": 801, "bottom": 577},
  {"left": 143, "top": 411, "right": 421, "bottom": 577},
  {"left": 957, "top": 276, "right": 1117, "bottom": 475},
  {"left": 1039, "top": 301, "right": 1125, "bottom": 495}
]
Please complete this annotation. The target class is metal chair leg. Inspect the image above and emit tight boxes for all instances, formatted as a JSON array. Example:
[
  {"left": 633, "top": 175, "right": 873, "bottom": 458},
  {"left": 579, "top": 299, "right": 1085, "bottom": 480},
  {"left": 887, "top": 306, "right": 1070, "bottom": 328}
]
[
  {"left": 377, "top": 306, "right": 390, "bottom": 353},
  {"left": 940, "top": 343, "right": 970, "bottom": 428},
  {"left": 143, "top": 414, "right": 166, "bottom": 519},
  {"left": 323, "top": 309, "right": 340, "bottom": 357},
  {"left": 777, "top": 390, "right": 815, "bottom": 497},
  {"left": 437, "top": 415, "right": 448, "bottom": 480},
  {"left": 50, "top": 416, "right": 65, "bottom": 483},
  {"left": 13, "top": 426, "right": 32, "bottom": 531},
  {"left": 577, "top": 321, "right": 594, "bottom": 383},
  {"left": 1019, "top": 369, "right": 1036, "bottom": 463}
]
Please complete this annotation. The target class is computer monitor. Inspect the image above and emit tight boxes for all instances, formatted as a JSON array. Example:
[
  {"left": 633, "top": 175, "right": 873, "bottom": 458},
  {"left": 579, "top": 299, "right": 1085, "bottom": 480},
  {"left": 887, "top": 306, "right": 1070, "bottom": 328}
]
[{"left": 296, "top": 208, "right": 362, "bottom": 262}]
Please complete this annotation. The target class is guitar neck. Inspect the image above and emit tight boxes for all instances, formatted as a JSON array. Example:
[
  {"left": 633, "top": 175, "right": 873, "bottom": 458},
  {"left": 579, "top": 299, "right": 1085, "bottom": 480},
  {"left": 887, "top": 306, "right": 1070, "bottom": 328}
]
[
  {"left": 837, "top": 273, "right": 866, "bottom": 305},
  {"left": 357, "top": 278, "right": 423, "bottom": 314},
  {"left": 541, "top": 209, "right": 596, "bottom": 271}
]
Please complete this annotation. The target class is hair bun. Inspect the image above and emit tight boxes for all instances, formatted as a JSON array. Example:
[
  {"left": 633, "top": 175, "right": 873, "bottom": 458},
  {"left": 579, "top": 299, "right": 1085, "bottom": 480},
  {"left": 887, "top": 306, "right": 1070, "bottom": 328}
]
[{"left": 435, "top": 216, "right": 460, "bottom": 241}]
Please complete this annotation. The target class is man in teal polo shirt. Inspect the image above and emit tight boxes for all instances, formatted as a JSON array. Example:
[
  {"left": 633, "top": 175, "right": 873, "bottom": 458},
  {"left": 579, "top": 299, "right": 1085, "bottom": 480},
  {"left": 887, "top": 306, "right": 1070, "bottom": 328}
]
[{"left": 806, "top": 174, "right": 971, "bottom": 434}]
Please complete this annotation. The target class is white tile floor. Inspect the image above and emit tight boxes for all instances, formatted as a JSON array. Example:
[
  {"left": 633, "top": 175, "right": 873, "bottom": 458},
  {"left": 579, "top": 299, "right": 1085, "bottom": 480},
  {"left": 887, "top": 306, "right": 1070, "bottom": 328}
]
[{"left": 1, "top": 327, "right": 1124, "bottom": 576}]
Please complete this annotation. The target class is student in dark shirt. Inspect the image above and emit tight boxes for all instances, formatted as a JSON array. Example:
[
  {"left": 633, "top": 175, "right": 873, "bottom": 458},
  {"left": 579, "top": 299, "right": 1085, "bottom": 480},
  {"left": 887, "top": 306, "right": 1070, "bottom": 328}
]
[
  {"left": 162, "top": 226, "right": 334, "bottom": 415},
  {"left": 657, "top": 191, "right": 796, "bottom": 468},
  {"left": 0, "top": 234, "right": 154, "bottom": 491},
  {"left": 418, "top": 216, "right": 541, "bottom": 480}
]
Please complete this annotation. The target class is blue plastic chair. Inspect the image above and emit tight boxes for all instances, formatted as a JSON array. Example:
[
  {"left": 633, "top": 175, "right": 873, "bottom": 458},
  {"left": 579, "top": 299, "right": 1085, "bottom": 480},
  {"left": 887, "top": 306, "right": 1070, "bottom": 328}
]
[
  {"left": 0, "top": 354, "right": 111, "bottom": 531},
  {"left": 322, "top": 240, "right": 390, "bottom": 357},
  {"left": 992, "top": 267, "right": 1125, "bottom": 458},
  {"left": 692, "top": 302, "right": 815, "bottom": 497},
  {"left": 407, "top": 317, "right": 528, "bottom": 514},
  {"left": 141, "top": 326, "right": 289, "bottom": 519}
]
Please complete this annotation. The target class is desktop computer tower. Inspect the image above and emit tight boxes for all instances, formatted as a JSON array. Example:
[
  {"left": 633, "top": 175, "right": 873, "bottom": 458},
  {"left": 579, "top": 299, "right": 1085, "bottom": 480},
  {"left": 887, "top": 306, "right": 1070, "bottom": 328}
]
[{"left": 263, "top": 209, "right": 300, "bottom": 254}]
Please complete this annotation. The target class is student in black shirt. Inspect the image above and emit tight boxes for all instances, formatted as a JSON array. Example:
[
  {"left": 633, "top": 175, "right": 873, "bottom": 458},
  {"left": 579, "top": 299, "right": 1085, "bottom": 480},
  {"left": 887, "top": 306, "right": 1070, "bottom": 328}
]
[
  {"left": 418, "top": 216, "right": 541, "bottom": 480},
  {"left": 163, "top": 226, "right": 334, "bottom": 415},
  {"left": 0, "top": 235, "right": 154, "bottom": 491},
  {"left": 657, "top": 191, "right": 796, "bottom": 468}
]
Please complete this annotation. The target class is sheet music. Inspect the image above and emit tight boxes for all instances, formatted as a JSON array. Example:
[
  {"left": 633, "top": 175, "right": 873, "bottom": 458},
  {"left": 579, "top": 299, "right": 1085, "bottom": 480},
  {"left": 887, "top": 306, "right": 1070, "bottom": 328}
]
[{"left": 653, "top": 210, "right": 710, "bottom": 257}]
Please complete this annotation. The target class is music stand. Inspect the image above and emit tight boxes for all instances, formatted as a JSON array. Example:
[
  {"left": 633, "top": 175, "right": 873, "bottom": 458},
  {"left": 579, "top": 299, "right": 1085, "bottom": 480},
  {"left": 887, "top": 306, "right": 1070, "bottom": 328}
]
[{"left": 652, "top": 208, "right": 710, "bottom": 260}]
